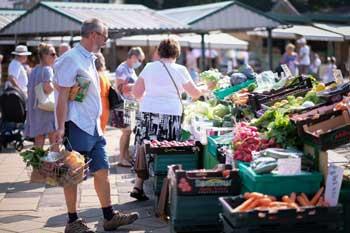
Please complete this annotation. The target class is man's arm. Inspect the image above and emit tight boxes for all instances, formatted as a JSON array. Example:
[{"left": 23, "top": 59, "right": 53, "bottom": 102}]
[
  {"left": 53, "top": 86, "right": 70, "bottom": 143},
  {"left": 7, "top": 75, "right": 20, "bottom": 89}
]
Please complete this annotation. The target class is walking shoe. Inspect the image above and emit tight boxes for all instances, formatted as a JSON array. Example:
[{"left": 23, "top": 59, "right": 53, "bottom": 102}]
[
  {"left": 103, "top": 211, "right": 139, "bottom": 231},
  {"left": 64, "top": 218, "right": 95, "bottom": 233}
]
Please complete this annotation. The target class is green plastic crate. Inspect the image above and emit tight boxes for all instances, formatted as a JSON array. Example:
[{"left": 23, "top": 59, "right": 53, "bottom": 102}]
[
  {"left": 153, "top": 174, "right": 166, "bottom": 195},
  {"left": 238, "top": 162, "right": 322, "bottom": 196},
  {"left": 153, "top": 153, "right": 199, "bottom": 175},
  {"left": 204, "top": 148, "right": 219, "bottom": 169},
  {"left": 170, "top": 193, "right": 224, "bottom": 232},
  {"left": 340, "top": 189, "right": 350, "bottom": 233},
  {"left": 214, "top": 79, "right": 255, "bottom": 101},
  {"left": 208, "top": 135, "right": 231, "bottom": 157}
]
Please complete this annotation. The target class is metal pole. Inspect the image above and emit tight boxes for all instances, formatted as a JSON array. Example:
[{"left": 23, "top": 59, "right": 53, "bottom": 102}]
[
  {"left": 267, "top": 28, "right": 273, "bottom": 70},
  {"left": 200, "top": 33, "right": 206, "bottom": 71}
]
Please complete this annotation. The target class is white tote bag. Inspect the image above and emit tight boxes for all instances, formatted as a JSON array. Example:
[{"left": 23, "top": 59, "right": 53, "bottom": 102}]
[{"left": 34, "top": 69, "right": 55, "bottom": 112}]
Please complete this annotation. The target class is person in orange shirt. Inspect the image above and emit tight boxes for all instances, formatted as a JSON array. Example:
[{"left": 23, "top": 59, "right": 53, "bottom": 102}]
[{"left": 95, "top": 52, "right": 110, "bottom": 132}]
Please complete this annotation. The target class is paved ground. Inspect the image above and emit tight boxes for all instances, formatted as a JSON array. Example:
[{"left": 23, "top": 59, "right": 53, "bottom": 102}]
[{"left": 0, "top": 127, "right": 169, "bottom": 233}]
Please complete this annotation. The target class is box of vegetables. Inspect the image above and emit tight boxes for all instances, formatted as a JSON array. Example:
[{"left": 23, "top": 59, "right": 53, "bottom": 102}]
[{"left": 219, "top": 190, "right": 344, "bottom": 233}]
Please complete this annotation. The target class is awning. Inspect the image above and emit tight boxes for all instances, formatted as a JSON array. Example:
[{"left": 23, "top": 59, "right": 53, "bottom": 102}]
[
  {"left": 160, "top": 1, "right": 282, "bottom": 32},
  {"left": 313, "top": 23, "right": 350, "bottom": 40},
  {"left": 0, "top": 1, "right": 189, "bottom": 38},
  {"left": 248, "top": 24, "right": 344, "bottom": 41},
  {"left": 116, "top": 32, "right": 248, "bottom": 50}
]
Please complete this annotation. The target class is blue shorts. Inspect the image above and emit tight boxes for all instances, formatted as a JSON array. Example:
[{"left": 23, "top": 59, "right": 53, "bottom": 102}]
[{"left": 65, "top": 121, "right": 109, "bottom": 173}]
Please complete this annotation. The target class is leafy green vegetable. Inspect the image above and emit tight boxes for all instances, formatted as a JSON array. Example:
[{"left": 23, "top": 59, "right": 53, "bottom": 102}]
[
  {"left": 212, "top": 104, "right": 230, "bottom": 118},
  {"left": 20, "top": 147, "right": 47, "bottom": 169},
  {"left": 199, "top": 69, "right": 221, "bottom": 83},
  {"left": 303, "top": 91, "right": 322, "bottom": 104},
  {"left": 265, "top": 111, "right": 301, "bottom": 148}
]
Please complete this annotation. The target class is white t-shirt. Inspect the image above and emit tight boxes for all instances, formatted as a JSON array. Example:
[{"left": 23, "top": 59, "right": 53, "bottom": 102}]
[
  {"left": 139, "top": 61, "right": 192, "bottom": 116},
  {"left": 53, "top": 44, "right": 102, "bottom": 136},
  {"left": 299, "top": 45, "right": 310, "bottom": 65},
  {"left": 8, "top": 59, "right": 28, "bottom": 93}
]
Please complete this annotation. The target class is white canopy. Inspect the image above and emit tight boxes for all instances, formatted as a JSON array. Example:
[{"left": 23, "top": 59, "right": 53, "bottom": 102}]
[
  {"left": 248, "top": 25, "right": 344, "bottom": 42},
  {"left": 314, "top": 23, "right": 350, "bottom": 40},
  {"left": 115, "top": 32, "right": 248, "bottom": 50}
]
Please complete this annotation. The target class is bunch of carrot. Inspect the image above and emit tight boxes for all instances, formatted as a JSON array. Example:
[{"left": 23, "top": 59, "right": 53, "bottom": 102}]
[{"left": 233, "top": 187, "right": 328, "bottom": 213}]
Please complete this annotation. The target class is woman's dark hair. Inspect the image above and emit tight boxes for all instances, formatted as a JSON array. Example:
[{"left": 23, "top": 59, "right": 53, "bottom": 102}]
[{"left": 158, "top": 38, "right": 180, "bottom": 59}]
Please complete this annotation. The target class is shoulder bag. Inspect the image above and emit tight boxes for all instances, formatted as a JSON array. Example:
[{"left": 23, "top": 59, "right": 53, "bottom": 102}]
[
  {"left": 160, "top": 61, "right": 184, "bottom": 123},
  {"left": 35, "top": 68, "right": 55, "bottom": 112}
]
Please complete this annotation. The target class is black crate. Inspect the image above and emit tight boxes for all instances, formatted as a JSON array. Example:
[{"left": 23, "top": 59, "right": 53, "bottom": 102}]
[
  {"left": 249, "top": 76, "right": 312, "bottom": 113},
  {"left": 220, "top": 213, "right": 342, "bottom": 233},
  {"left": 219, "top": 195, "right": 344, "bottom": 233}
]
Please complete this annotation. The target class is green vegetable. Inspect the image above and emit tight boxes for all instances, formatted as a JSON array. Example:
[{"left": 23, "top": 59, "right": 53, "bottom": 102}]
[
  {"left": 19, "top": 147, "right": 47, "bottom": 169},
  {"left": 247, "top": 83, "right": 257, "bottom": 92},
  {"left": 266, "top": 111, "right": 301, "bottom": 148},
  {"left": 199, "top": 69, "right": 221, "bottom": 83},
  {"left": 195, "top": 101, "right": 210, "bottom": 116},
  {"left": 212, "top": 104, "right": 230, "bottom": 118},
  {"left": 303, "top": 91, "right": 322, "bottom": 104}
]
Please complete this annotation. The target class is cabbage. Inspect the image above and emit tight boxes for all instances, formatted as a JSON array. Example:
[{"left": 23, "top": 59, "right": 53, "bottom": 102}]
[
  {"left": 199, "top": 69, "right": 221, "bottom": 83},
  {"left": 195, "top": 101, "right": 210, "bottom": 116},
  {"left": 212, "top": 104, "right": 230, "bottom": 118}
]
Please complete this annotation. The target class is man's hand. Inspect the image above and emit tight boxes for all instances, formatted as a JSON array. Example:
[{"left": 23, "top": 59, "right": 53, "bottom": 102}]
[{"left": 52, "top": 128, "right": 65, "bottom": 145}]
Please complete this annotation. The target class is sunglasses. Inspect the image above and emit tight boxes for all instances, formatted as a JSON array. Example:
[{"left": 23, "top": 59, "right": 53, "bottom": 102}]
[
  {"left": 95, "top": 31, "right": 108, "bottom": 42},
  {"left": 49, "top": 53, "right": 57, "bottom": 57}
]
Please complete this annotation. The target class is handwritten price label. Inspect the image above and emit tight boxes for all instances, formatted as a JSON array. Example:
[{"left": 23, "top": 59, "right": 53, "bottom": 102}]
[{"left": 325, "top": 164, "right": 344, "bottom": 206}]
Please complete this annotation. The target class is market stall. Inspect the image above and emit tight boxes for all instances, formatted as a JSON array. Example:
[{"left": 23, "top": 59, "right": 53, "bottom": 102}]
[{"left": 19, "top": 61, "right": 350, "bottom": 233}]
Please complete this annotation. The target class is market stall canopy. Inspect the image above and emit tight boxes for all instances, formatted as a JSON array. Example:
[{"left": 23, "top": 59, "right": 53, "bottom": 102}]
[
  {"left": 116, "top": 32, "right": 248, "bottom": 50},
  {"left": 0, "top": 1, "right": 189, "bottom": 38},
  {"left": 248, "top": 24, "right": 344, "bottom": 42},
  {"left": 160, "top": 1, "right": 282, "bottom": 32},
  {"left": 313, "top": 23, "right": 350, "bottom": 40},
  {"left": 0, "top": 9, "right": 24, "bottom": 44}
]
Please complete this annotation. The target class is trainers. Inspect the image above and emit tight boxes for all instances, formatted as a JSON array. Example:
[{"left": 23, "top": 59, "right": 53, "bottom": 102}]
[
  {"left": 103, "top": 211, "right": 139, "bottom": 231},
  {"left": 65, "top": 219, "right": 95, "bottom": 233}
]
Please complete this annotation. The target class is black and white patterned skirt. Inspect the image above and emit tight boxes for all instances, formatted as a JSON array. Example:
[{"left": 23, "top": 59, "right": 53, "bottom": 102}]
[{"left": 134, "top": 112, "right": 182, "bottom": 145}]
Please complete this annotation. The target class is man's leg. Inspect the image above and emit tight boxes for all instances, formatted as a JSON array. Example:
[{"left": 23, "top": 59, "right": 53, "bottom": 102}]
[
  {"left": 90, "top": 136, "right": 138, "bottom": 231},
  {"left": 64, "top": 184, "right": 78, "bottom": 222},
  {"left": 94, "top": 169, "right": 112, "bottom": 208}
]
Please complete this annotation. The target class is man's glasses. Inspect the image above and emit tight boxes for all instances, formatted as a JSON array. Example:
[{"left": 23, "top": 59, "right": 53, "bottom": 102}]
[
  {"left": 95, "top": 31, "right": 108, "bottom": 42},
  {"left": 49, "top": 53, "right": 57, "bottom": 57}
]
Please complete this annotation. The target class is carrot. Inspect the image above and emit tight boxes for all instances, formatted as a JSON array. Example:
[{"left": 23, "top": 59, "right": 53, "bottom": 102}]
[
  {"left": 268, "top": 201, "right": 289, "bottom": 207},
  {"left": 301, "top": 193, "right": 312, "bottom": 206},
  {"left": 243, "top": 198, "right": 261, "bottom": 211},
  {"left": 282, "top": 195, "right": 292, "bottom": 204},
  {"left": 266, "top": 195, "right": 277, "bottom": 201},
  {"left": 245, "top": 192, "right": 264, "bottom": 199},
  {"left": 311, "top": 187, "right": 324, "bottom": 205},
  {"left": 297, "top": 195, "right": 309, "bottom": 206},
  {"left": 259, "top": 197, "right": 272, "bottom": 207},
  {"left": 316, "top": 196, "right": 324, "bottom": 206},
  {"left": 290, "top": 192, "right": 296, "bottom": 203},
  {"left": 233, "top": 197, "right": 257, "bottom": 212},
  {"left": 243, "top": 192, "right": 251, "bottom": 200}
]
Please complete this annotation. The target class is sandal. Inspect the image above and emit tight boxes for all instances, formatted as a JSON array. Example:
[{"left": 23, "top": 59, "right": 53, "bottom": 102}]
[
  {"left": 117, "top": 160, "right": 132, "bottom": 168},
  {"left": 130, "top": 187, "right": 149, "bottom": 201}
]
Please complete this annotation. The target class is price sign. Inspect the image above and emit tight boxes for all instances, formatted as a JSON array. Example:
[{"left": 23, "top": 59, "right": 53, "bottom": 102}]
[
  {"left": 333, "top": 69, "right": 344, "bottom": 84},
  {"left": 325, "top": 164, "right": 344, "bottom": 206},
  {"left": 281, "top": 64, "right": 293, "bottom": 78},
  {"left": 277, "top": 158, "right": 301, "bottom": 175}
]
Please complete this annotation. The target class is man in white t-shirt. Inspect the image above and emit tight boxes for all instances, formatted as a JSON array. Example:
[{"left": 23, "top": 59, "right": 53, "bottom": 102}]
[
  {"left": 7, "top": 45, "right": 32, "bottom": 94},
  {"left": 297, "top": 37, "right": 311, "bottom": 75}
]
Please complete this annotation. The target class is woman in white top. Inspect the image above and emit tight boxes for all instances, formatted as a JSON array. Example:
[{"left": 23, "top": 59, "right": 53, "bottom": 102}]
[{"left": 131, "top": 38, "right": 207, "bottom": 201}]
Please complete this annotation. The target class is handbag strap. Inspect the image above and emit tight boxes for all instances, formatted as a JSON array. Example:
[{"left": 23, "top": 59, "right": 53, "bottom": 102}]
[{"left": 160, "top": 61, "right": 184, "bottom": 114}]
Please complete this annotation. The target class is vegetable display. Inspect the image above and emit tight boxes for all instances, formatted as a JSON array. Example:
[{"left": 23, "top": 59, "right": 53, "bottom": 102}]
[
  {"left": 232, "top": 122, "right": 275, "bottom": 162},
  {"left": 233, "top": 188, "right": 328, "bottom": 213}
]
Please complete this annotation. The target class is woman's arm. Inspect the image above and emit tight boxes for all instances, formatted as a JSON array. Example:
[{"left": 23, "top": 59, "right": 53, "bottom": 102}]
[
  {"left": 132, "top": 77, "right": 145, "bottom": 100},
  {"left": 183, "top": 81, "right": 207, "bottom": 100},
  {"left": 43, "top": 81, "right": 54, "bottom": 94}
]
